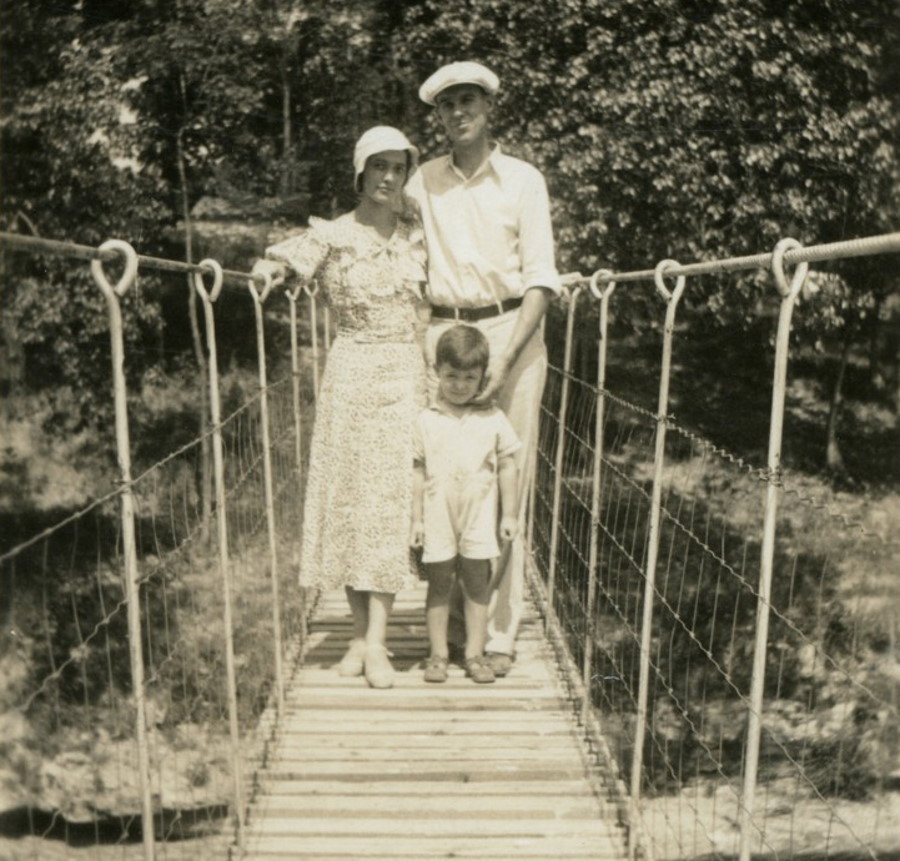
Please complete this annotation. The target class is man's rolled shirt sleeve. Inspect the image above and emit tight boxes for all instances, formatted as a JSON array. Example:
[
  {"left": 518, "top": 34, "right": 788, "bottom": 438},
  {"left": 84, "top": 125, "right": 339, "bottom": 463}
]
[{"left": 518, "top": 170, "right": 562, "bottom": 297}]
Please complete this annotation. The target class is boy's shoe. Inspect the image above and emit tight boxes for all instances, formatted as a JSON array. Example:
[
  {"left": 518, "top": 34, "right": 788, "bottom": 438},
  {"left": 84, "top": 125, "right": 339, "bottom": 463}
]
[
  {"left": 337, "top": 638, "right": 366, "bottom": 677},
  {"left": 364, "top": 644, "right": 395, "bottom": 689},
  {"left": 465, "top": 655, "right": 496, "bottom": 684},
  {"left": 423, "top": 655, "right": 449, "bottom": 683},
  {"left": 484, "top": 652, "right": 513, "bottom": 677}
]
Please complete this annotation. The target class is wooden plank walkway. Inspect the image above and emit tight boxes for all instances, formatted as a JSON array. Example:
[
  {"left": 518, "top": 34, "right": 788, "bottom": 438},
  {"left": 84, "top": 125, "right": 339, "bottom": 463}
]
[{"left": 240, "top": 586, "right": 628, "bottom": 860}]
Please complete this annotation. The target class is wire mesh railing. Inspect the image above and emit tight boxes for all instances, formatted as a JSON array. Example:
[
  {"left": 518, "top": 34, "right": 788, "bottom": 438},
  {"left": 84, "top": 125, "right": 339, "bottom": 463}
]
[
  {"left": 531, "top": 236, "right": 900, "bottom": 861},
  {"left": 0, "top": 234, "right": 331, "bottom": 859},
  {"left": 2, "top": 229, "right": 899, "bottom": 860}
]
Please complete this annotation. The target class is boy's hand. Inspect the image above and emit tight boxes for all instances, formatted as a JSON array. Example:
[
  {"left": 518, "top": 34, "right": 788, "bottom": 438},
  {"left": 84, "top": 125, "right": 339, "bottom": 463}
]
[
  {"left": 498, "top": 515, "right": 518, "bottom": 543},
  {"left": 409, "top": 520, "right": 425, "bottom": 549}
]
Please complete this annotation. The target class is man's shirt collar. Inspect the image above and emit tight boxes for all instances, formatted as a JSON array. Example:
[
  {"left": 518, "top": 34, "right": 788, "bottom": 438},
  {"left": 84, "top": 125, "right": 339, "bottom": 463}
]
[{"left": 447, "top": 143, "right": 502, "bottom": 182}]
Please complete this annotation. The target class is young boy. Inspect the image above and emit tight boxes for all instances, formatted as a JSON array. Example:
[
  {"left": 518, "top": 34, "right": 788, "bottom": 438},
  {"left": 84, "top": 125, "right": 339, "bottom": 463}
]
[{"left": 410, "top": 325, "right": 520, "bottom": 684}]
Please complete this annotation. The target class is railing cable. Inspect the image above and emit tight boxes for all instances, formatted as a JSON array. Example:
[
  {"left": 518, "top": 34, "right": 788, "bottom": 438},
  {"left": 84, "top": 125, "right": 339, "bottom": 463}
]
[
  {"left": 573, "top": 231, "right": 900, "bottom": 285},
  {"left": 0, "top": 230, "right": 266, "bottom": 288}
]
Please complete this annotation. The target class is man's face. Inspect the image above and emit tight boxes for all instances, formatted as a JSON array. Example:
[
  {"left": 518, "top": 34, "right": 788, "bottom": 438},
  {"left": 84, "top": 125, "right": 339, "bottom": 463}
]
[{"left": 435, "top": 84, "right": 492, "bottom": 146}]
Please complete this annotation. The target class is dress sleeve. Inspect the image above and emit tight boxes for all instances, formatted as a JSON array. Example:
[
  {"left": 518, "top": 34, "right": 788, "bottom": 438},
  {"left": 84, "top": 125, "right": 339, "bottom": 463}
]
[
  {"left": 264, "top": 217, "right": 331, "bottom": 283},
  {"left": 494, "top": 409, "right": 522, "bottom": 459},
  {"left": 412, "top": 412, "right": 426, "bottom": 464}
]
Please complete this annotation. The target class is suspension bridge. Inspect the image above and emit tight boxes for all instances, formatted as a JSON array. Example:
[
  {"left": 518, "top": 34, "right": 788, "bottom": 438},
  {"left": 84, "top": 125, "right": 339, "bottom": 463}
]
[{"left": 1, "top": 230, "right": 898, "bottom": 861}]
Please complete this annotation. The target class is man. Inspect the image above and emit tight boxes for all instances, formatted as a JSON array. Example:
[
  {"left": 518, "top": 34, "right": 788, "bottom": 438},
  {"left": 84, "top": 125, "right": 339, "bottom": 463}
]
[{"left": 405, "top": 60, "right": 562, "bottom": 677}]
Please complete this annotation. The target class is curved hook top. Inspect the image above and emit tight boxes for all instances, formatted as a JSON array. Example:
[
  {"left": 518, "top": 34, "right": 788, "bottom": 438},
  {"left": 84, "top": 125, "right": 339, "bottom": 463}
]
[
  {"left": 589, "top": 268, "right": 617, "bottom": 301},
  {"left": 193, "top": 259, "right": 224, "bottom": 302},
  {"left": 286, "top": 282, "right": 304, "bottom": 302},
  {"left": 771, "top": 238, "right": 809, "bottom": 299},
  {"left": 249, "top": 270, "right": 274, "bottom": 305},
  {"left": 90, "top": 239, "right": 139, "bottom": 298},
  {"left": 654, "top": 258, "right": 686, "bottom": 303}
]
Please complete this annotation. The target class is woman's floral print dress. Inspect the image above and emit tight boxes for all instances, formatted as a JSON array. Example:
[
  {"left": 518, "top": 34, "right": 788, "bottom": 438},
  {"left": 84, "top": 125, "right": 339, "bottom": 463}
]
[{"left": 266, "top": 211, "right": 427, "bottom": 593}]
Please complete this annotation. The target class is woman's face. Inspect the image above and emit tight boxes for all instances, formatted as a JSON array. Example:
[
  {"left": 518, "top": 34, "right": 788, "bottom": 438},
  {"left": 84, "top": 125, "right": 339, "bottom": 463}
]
[{"left": 359, "top": 149, "right": 408, "bottom": 205}]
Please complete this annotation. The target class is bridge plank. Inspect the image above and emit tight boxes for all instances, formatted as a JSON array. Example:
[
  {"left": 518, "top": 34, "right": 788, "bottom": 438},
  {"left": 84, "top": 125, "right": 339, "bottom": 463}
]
[
  {"left": 241, "top": 586, "right": 627, "bottom": 860},
  {"left": 250, "top": 779, "right": 595, "bottom": 796},
  {"left": 268, "top": 716, "right": 575, "bottom": 735},
  {"left": 271, "top": 734, "right": 579, "bottom": 750},
  {"left": 242, "top": 836, "right": 626, "bottom": 859},
  {"left": 250, "top": 793, "right": 610, "bottom": 817}
]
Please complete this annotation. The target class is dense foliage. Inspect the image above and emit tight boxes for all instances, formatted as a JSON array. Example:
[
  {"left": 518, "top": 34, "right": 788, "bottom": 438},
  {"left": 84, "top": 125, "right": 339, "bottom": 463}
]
[
  {"left": 1, "top": 0, "right": 898, "bottom": 437},
  {"left": 1, "top": 1, "right": 898, "bottom": 815}
]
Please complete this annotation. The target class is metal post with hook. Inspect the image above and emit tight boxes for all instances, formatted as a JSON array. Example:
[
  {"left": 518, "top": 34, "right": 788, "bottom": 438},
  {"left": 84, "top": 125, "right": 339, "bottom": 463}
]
[
  {"left": 248, "top": 272, "right": 286, "bottom": 721},
  {"left": 192, "top": 259, "right": 245, "bottom": 849},
  {"left": 583, "top": 271, "right": 616, "bottom": 725},
  {"left": 738, "top": 239, "right": 810, "bottom": 861},
  {"left": 546, "top": 283, "right": 580, "bottom": 621},
  {"left": 90, "top": 240, "right": 155, "bottom": 861},
  {"left": 630, "top": 260, "right": 688, "bottom": 811},
  {"left": 286, "top": 283, "right": 308, "bottom": 644},
  {"left": 305, "top": 281, "right": 322, "bottom": 399}
]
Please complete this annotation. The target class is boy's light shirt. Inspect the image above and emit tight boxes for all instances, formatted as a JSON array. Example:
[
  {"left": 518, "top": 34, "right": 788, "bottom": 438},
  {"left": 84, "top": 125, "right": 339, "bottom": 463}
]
[
  {"left": 413, "top": 399, "right": 521, "bottom": 482},
  {"left": 406, "top": 145, "right": 561, "bottom": 308}
]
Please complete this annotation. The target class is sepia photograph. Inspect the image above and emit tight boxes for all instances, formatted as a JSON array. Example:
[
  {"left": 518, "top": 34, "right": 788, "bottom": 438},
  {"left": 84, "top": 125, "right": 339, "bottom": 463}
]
[{"left": 1, "top": 1, "right": 899, "bottom": 859}]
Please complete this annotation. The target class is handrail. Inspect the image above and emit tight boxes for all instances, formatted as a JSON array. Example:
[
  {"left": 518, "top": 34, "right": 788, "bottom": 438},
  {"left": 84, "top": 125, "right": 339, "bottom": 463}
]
[
  {"left": 5, "top": 229, "right": 899, "bottom": 294},
  {"left": 0, "top": 230, "right": 266, "bottom": 288}
]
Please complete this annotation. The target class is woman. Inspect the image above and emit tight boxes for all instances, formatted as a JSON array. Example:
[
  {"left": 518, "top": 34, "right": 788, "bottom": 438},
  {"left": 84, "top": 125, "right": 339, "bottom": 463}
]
[{"left": 252, "top": 126, "right": 428, "bottom": 688}]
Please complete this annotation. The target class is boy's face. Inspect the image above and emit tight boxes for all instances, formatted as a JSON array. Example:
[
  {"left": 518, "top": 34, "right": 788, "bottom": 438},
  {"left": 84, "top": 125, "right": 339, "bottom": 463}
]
[{"left": 436, "top": 362, "right": 484, "bottom": 406}]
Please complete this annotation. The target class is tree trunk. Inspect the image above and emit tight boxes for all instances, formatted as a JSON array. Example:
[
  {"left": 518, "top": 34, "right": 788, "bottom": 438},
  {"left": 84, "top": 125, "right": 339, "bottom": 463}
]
[
  {"left": 0, "top": 255, "right": 24, "bottom": 407},
  {"left": 279, "top": 58, "right": 293, "bottom": 197},
  {"left": 176, "top": 118, "right": 213, "bottom": 544},
  {"left": 0, "top": 213, "right": 38, "bottom": 406},
  {"left": 825, "top": 333, "right": 852, "bottom": 476}
]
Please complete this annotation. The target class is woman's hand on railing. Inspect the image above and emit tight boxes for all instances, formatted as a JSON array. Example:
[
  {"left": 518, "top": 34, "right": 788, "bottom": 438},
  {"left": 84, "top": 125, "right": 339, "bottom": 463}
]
[{"left": 251, "top": 259, "right": 288, "bottom": 292}]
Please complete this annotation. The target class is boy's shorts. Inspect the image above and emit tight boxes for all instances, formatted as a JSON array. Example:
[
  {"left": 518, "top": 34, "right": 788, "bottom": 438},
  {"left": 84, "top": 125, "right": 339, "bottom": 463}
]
[{"left": 422, "top": 475, "right": 498, "bottom": 564}]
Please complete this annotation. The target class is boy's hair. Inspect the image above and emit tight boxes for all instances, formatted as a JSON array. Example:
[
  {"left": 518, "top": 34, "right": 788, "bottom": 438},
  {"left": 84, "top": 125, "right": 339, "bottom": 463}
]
[{"left": 434, "top": 324, "right": 490, "bottom": 372}]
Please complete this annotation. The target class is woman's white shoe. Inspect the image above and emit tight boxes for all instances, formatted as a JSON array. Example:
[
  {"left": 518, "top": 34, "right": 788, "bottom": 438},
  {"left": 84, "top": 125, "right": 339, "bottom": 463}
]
[
  {"left": 364, "top": 643, "right": 395, "bottom": 689},
  {"left": 338, "top": 638, "right": 367, "bottom": 677}
]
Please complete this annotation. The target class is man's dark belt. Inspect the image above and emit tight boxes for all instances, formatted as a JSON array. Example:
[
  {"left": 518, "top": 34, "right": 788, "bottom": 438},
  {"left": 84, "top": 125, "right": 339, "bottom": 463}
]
[{"left": 430, "top": 297, "right": 522, "bottom": 322}]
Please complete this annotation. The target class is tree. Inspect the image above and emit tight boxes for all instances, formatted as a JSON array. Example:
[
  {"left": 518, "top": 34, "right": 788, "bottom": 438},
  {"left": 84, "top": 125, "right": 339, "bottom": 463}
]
[
  {"left": 396, "top": 0, "right": 897, "bottom": 265},
  {"left": 1, "top": 1, "right": 170, "bottom": 426},
  {"left": 393, "top": 0, "right": 900, "bottom": 469}
]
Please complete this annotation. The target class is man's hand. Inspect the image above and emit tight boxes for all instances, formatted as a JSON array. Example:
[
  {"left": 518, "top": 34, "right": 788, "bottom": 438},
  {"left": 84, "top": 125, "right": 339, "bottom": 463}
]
[
  {"left": 409, "top": 520, "right": 425, "bottom": 549},
  {"left": 498, "top": 515, "right": 518, "bottom": 543},
  {"left": 251, "top": 259, "right": 288, "bottom": 291},
  {"left": 473, "top": 354, "right": 512, "bottom": 405}
]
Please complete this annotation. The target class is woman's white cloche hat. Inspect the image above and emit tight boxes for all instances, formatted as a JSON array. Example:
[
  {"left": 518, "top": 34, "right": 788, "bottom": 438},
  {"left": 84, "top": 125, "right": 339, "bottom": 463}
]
[{"left": 353, "top": 126, "right": 419, "bottom": 189}]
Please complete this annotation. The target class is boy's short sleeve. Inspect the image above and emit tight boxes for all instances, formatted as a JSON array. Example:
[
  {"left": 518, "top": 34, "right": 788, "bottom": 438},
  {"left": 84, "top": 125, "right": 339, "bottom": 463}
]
[{"left": 494, "top": 409, "right": 522, "bottom": 459}]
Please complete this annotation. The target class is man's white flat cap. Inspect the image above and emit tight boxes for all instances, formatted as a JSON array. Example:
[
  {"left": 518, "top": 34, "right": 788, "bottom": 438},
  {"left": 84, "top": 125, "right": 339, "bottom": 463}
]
[{"left": 418, "top": 61, "right": 500, "bottom": 106}]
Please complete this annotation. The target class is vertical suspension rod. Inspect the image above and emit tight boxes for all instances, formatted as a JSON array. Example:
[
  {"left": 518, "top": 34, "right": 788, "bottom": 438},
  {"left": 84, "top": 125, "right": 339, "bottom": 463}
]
[
  {"left": 738, "top": 240, "right": 809, "bottom": 861},
  {"left": 546, "top": 286, "right": 581, "bottom": 619},
  {"left": 90, "top": 241, "right": 155, "bottom": 861},
  {"left": 630, "top": 261, "right": 687, "bottom": 809}
]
